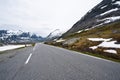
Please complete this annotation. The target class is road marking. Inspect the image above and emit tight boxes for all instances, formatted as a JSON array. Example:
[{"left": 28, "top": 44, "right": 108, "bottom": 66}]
[{"left": 25, "top": 53, "right": 32, "bottom": 64}]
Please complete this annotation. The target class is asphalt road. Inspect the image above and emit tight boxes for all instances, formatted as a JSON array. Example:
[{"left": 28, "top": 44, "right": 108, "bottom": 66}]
[{"left": 0, "top": 43, "right": 120, "bottom": 80}]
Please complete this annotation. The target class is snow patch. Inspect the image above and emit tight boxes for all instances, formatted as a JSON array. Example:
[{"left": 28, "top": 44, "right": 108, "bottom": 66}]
[
  {"left": 101, "top": 5, "right": 107, "bottom": 9},
  {"left": 77, "top": 28, "right": 91, "bottom": 33},
  {"left": 114, "top": 1, "right": 120, "bottom": 5},
  {"left": 104, "top": 50, "right": 117, "bottom": 54},
  {"left": 97, "top": 16, "right": 120, "bottom": 26},
  {"left": 56, "top": 38, "right": 65, "bottom": 42},
  {"left": 90, "top": 46, "right": 98, "bottom": 50},
  {"left": 100, "top": 8, "right": 118, "bottom": 16},
  {"left": 89, "top": 38, "right": 120, "bottom": 50},
  {"left": 77, "top": 30, "right": 83, "bottom": 33},
  {"left": 0, "top": 45, "right": 25, "bottom": 52},
  {"left": 88, "top": 38, "right": 111, "bottom": 42},
  {"left": 99, "top": 41, "right": 120, "bottom": 48},
  {"left": 104, "top": 16, "right": 120, "bottom": 21}
]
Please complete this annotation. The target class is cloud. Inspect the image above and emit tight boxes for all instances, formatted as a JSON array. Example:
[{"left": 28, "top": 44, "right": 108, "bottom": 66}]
[{"left": 0, "top": 0, "right": 102, "bottom": 37}]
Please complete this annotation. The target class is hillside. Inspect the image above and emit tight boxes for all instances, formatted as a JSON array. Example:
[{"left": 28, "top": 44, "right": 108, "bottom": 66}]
[
  {"left": 63, "top": 0, "right": 120, "bottom": 37},
  {"left": 45, "top": 0, "right": 120, "bottom": 62},
  {"left": 46, "top": 22, "right": 120, "bottom": 61}
]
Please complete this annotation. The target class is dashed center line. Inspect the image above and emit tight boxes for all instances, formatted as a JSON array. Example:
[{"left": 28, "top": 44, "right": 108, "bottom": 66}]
[{"left": 25, "top": 53, "right": 32, "bottom": 64}]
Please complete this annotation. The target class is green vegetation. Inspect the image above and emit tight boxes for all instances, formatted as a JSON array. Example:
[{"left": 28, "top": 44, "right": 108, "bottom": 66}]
[{"left": 32, "top": 43, "right": 36, "bottom": 46}]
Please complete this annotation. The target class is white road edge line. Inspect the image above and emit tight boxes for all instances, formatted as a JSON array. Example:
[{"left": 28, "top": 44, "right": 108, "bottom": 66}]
[
  {"left": 73, "top": 51, "right": 114, "bottom": 63},
  {"left": 25, "top": 53, "right": 32, "bottom": 64}
]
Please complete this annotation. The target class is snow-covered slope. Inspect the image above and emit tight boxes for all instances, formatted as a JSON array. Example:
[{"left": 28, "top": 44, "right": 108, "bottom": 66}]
[
  {"left": 46, "top": 29, "right": 63, "bottom": 40},
  {"left": 63, "top": 0, "right": 120, "bottom": 37},
  {"left": 7, "top": 30, "right": 23, "bottom": 36},
  {"left": 0, "top": 30, "right": 43, "bottom": 44}
]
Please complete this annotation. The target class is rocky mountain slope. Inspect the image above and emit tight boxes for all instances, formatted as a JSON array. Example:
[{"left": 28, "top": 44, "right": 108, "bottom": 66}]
[{"left": 63, "top": 0, "right": 120, "bottom": 37}]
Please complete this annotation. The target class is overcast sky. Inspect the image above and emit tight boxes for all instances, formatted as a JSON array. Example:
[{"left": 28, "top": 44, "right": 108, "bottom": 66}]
[{"left": 0, "top": 0, "right": 102, "bottom": 37}]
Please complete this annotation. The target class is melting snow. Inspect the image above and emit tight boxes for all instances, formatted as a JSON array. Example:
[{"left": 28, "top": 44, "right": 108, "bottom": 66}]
[
  {"left": 100, "top": 8, "right": 118, "bottom": 16},
  {"left": 97, "top": 16, "right": 120, "bottom": 25},
  {"left": 89, "top": 38, "right": 120, "bottom": 50},
  {"left": 0, "top": 45, "right": 25, "bottom": 52},
  {"left": 88, "top": 38, "right": 111, "bottom": 42},
  {"left": 104, "top": 16, "right": 120, "bottom": 21},
  {"left": 89, "top": 46, "right": 98, "bottom": 50},
  {"left": 100, "top": 16, "right": 120, "bottom": 24},
  {"left": 104, "top": 50, "right": 117, "bottom": 54},
  {"left": 77, "top": 30, "right": 83, "bottom": 33},
  {"left": 56, "top": 38, "right": 65, "bottom": 42},
  {"left": 77, "top": 28, "right": 91, "bottom": 33},
  {"left": 101, "top": 5, "right": 107, "bottom": 9},
  {"left": 99, "top": 41, "right": 120, "bottom": 48},
  {"left": 114, "top": 1, "right": 120, "bottom": 5}
]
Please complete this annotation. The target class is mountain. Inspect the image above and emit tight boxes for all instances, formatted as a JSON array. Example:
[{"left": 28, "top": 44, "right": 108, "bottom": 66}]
[
  {"left": 45, "top": 0, "right": 120, "bottom": 61},
  {"left": 63, "top": 0, "right": 120, "bottom": 37},
  {"left": 0, "top": 30, "right": 44, "bottom": 44},
  {"left": 46, "top": 29, "right": 63, "bottom": 41}
]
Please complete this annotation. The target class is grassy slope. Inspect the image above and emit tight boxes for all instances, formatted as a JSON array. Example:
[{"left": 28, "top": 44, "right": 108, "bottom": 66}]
[
  {"left": 46, "top": 21, "right": 120, "bottom": 62},
  {"left": 64, "top": 21, "right": 120, "bottom": 40}
]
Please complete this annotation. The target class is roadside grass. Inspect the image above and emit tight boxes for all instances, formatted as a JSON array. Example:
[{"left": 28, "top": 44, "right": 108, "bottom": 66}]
[
  {"left": 45, "top": 21, "right": 120, "bottom": 63},
  {"left": 46, "top": 43, "right": 120, "bottom": 63},
  {"left": 78, "top": 51, "right": 120, "bottom": 63},
  {"left": 32, "top": 43, "right": 36, "bottom": 46}
]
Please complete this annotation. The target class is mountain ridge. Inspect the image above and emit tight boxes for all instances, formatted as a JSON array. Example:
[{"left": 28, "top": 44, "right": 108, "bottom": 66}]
[
  {"left": 63, "top": 0, "right": 120, "bottom": 37},
  {"left": 0, "top": 29, "right": 43, "bottom": 44}
]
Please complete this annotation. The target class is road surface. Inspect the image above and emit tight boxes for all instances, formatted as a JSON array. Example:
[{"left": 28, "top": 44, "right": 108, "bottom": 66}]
[{"left": 0, "top": 43, "right": 120, "bottom": 80}]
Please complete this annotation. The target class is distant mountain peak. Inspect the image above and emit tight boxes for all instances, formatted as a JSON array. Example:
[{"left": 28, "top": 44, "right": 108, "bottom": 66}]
[
  {"left": 0, "top": 29, "right": 43, "bottom": 44},
  {"left": 46, "top": 29, "right": 63, "bottom": 41}
]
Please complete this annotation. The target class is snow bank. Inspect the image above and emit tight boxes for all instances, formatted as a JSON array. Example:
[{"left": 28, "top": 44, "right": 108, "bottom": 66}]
[
  {"left": 0, "top": 45, "right": 25, "bottom": 52},
  {"left": 104, "top": 50, "right": 117, "bottom": 54},
  {"left": 89, "top": 38, "right": 120, "bottom": 50},
  {"left": 88, "top": 38, "right": 111, "bottom": 42}
]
